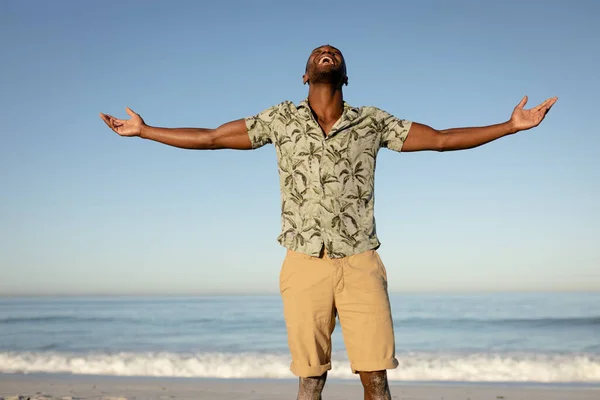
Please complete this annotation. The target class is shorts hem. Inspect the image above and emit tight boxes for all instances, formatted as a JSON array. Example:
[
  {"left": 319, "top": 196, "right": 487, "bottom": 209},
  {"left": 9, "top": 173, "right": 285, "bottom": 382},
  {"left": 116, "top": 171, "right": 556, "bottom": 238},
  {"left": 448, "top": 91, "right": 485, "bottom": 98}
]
[
  {"left": 351, "top": 358, "right": 399, "bottom": 374},
  {"left": 290, "top": 361, "right": 332, "bottom": 377}
]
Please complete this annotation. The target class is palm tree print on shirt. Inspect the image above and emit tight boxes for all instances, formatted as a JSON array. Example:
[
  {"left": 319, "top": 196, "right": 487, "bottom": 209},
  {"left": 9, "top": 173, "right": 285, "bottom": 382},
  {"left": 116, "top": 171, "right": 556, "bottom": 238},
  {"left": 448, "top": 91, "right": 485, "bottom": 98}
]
[{"left": 245, "top": 99, "right": 411, "bottom": 258}]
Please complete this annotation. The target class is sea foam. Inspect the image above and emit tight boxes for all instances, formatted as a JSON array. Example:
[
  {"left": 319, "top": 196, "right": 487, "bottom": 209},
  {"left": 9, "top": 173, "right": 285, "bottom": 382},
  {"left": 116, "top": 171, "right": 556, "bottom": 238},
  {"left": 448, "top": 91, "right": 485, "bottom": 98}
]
[{"left": 2, "top": 351, "right": 599, "bottom": 382}]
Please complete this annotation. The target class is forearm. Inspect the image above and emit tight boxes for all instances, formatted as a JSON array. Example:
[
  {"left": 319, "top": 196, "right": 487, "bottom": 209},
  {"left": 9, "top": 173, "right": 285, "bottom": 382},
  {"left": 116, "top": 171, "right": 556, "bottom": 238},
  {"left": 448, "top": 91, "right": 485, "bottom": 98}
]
[
  {"left": 403, "top": 96, "right": 556, "bottom": 152},
  {"left": 140, "top": 125, "right": 216, "bottom": 149},
  {"left": 438, "top": 120, "right": 518, "bottom": 151}
]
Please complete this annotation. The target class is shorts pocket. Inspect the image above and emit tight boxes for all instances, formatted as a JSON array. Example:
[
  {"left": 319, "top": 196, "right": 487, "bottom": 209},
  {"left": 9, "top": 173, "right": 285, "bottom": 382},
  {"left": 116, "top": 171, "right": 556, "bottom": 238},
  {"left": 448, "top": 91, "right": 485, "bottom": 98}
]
[
  {"left": 280, "top": 252, "right": 304, "bottom": 294},
  {"left": 279, "top": 257, "right": 290, "bottom": 294},
  {"left": 373, "top": 251, "right": 388, "bottom": 282}
]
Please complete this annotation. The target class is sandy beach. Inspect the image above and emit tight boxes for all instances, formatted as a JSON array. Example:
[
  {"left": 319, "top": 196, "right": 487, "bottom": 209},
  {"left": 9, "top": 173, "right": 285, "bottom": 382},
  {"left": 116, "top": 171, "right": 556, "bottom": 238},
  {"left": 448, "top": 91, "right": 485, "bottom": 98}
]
[{"left": 1, "top": 374, "right": 599, "bottom": 400}]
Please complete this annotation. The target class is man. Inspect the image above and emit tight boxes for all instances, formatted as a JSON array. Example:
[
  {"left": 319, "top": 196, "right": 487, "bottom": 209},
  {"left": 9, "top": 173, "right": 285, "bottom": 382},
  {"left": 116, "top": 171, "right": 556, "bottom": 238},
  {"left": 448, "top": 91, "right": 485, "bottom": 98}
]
[{"left": 100, "top": 45, "right": 556, "bottom": 400}]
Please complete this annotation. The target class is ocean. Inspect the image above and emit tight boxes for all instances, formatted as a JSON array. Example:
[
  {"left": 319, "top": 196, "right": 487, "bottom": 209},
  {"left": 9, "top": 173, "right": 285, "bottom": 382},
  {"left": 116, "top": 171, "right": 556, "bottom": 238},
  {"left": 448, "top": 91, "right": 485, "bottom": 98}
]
[{"left": 1, "top": 293, "right": 599, "bottom": 383}]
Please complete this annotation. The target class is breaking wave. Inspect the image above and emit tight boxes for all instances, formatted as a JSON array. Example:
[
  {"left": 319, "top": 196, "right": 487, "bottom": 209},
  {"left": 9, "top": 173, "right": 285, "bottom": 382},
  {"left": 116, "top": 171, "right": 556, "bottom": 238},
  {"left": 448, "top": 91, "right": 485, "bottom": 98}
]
[{"left": 2, "top": 351, "right": 600, "bottom": 382}]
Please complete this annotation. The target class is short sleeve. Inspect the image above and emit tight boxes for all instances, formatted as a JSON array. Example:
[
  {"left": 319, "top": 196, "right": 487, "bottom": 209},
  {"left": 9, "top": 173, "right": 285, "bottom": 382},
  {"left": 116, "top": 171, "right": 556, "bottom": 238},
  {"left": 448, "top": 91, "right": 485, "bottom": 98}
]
[
  {"left": 244, "top": 103, "right": 283, "bottom": 149},
  {"left": 379, "top": 110, "right": 412, "bottom": 152}
]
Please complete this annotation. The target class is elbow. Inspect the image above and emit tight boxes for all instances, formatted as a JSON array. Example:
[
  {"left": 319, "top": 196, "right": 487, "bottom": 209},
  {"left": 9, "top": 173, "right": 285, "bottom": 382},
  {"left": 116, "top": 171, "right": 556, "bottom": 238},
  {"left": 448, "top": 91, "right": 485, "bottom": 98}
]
[
  {"left": 435, "top": 131, "right": 448, "bottom": 152},
  {"left": 203, "top": 129, "right": 219, "bottom": 150}
]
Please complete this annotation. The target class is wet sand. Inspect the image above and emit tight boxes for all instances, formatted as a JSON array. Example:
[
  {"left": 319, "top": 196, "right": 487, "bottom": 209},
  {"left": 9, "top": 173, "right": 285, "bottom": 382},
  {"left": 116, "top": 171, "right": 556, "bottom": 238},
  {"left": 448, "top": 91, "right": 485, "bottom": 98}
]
[{"left": 1, "top": 373, "right": 599, "bottom": 399}]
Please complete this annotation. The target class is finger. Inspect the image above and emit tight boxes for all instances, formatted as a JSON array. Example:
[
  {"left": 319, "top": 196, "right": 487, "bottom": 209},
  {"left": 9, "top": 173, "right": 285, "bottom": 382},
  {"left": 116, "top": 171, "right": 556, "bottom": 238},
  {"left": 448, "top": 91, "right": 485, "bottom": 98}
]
[
  {"left": 100, "top": 114, "right": 113, "bottom": 128},
  {"left": 100, "top": 114, "right": 117, "bottom": 127},
  {"left": 517, "top": 96, "right": 528, "bottom": 109},
  {"left": 100, "top": 113, "right": 115, "bottom": 121},
  {"left": 126, "top": 107, "right": 138, "bottom": 117},
  {"left": 537, "top": 108, "right": 546, "bottom": 119},
  {"left": 537, "top": 97, "right": 557, "bottom": 112},
  {"left": 101, "top": 114, "right": 124, "bottom": 132},
  {"left": 533, "top": 98, "right": 552, "bottom": 111},
  {"left": 543, "top": 97, "right": 556, "bottom": 107},
  {"left": 541, "top": 96, "right": 557, "bottom": 107},
  {"left": 104, "top": 114, "right": 126, "bottom": 125}
]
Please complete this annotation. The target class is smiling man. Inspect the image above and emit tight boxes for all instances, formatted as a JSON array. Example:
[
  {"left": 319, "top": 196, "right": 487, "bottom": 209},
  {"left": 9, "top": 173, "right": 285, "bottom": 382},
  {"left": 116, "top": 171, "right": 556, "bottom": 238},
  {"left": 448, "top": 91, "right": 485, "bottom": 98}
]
[{"left": 100, "top": 45, "right": 557, "bottom": 400}]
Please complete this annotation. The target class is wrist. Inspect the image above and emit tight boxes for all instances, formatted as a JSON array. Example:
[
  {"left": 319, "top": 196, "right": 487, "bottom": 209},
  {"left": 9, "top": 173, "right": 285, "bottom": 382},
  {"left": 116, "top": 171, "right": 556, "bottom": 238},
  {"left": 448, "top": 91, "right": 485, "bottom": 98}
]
[
  {"left": 506, "top": 119, "right": 519, "bottom": 135},
  {"left": 139, "top": 124, "right": 149, "bottom": 138}
]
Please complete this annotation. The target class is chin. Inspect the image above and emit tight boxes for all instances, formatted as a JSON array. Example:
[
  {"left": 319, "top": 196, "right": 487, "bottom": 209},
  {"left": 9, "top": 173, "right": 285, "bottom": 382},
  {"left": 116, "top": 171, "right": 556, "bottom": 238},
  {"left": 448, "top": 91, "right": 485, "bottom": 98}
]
[{"left": 310, "top": 70, "right": 345, "bottom": 85}]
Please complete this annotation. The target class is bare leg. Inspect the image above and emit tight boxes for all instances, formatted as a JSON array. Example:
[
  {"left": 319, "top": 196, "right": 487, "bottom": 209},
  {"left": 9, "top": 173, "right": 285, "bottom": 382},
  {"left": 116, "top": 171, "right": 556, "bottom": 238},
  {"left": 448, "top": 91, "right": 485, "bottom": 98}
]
[
  {"left": 297, "top": 372, "right": 327, "bottom": 400},
  {"left": 359, "top": 370, "right": 391, "bottom": 400}
]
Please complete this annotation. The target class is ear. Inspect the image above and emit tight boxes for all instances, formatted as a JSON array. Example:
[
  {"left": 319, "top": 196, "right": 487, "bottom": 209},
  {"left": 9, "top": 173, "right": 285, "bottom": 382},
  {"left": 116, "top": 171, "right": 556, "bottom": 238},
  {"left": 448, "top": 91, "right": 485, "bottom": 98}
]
[
  {"left": 303, "top": 73, "right": 309, "bottom": 85},
  {"left": 343, "top": 76, "right": 349, "bottom": 86}
]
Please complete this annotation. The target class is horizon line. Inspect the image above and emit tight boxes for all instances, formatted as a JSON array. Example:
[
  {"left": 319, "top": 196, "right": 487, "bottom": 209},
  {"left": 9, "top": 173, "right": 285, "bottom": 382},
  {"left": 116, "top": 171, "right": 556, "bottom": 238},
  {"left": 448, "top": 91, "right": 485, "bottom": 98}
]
[{"left": 1, "top": 289, "right": 599, "bottom": 298}]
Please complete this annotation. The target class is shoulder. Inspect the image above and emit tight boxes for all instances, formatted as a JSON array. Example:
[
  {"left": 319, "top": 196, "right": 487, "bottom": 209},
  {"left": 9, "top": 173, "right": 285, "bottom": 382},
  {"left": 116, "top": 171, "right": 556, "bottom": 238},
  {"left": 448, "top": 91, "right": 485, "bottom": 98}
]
[
  {"left": 351, "top": 106, "right": 396, "bottom": 128},
  {"left": 359, "top": 105, "right": 409, "bottom": 125},
  {"left": 247, "top": 100, "right": 296, "bottom": 121},
  {"left": 357, "top": 105, "right": 392, "bottom": 118},
  {"left": 272, "top": 100, "right": 300, "bottom": 111},
  {"left": 264, "top": 100, "right": 301, "bottom": 117}
]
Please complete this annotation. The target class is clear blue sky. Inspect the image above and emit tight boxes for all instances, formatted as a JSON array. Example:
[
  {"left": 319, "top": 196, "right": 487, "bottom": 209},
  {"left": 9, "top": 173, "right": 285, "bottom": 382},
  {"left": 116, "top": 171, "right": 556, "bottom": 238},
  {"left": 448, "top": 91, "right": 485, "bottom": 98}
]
[{"left": 1, "top": 0, "right": 598, "bottom": 295}]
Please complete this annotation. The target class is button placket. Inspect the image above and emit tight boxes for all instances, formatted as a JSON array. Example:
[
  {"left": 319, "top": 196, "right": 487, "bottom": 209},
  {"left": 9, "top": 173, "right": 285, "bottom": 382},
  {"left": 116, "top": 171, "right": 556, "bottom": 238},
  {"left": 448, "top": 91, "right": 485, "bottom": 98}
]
[{"left": 320, "top": 138, "right": 333, "bottom": 253}]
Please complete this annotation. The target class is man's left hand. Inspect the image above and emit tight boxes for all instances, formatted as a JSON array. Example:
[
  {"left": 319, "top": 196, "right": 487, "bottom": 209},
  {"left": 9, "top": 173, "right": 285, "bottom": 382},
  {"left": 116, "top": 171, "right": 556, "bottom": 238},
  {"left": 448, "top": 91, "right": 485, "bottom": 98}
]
[{"left": 510, "top": 96, "right": 558, "bottom": 132}]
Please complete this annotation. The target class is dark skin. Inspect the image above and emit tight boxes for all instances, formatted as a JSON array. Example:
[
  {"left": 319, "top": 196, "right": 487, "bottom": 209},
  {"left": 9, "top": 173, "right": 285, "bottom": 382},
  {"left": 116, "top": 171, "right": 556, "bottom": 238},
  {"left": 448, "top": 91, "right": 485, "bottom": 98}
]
[
  {"left": 99, "top": 45, "right": 556, "bottom": 152},
  {"left": 100, "top": 45, "right": 557, "bottom": 400},
  {"left": 301, "top": 45, "right": 347, "bottom": 136}
]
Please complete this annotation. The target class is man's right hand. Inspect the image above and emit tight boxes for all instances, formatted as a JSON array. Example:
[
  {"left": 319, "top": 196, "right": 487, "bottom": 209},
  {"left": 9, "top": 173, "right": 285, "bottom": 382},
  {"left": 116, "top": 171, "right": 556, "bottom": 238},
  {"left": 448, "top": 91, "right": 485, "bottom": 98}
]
[
  {"left": 99, "top": 107, "right": 145, "bottom": 137},
  {"left": 99, "top": 107, "right": 252, "bottom": 150}
]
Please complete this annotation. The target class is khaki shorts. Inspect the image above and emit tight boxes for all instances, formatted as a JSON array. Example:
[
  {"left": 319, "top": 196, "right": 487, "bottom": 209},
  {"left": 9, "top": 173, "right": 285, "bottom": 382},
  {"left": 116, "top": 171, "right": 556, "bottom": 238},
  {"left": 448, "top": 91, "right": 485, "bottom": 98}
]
[{"left": 279, "top": 248, "right": 398, "bottom": 377}]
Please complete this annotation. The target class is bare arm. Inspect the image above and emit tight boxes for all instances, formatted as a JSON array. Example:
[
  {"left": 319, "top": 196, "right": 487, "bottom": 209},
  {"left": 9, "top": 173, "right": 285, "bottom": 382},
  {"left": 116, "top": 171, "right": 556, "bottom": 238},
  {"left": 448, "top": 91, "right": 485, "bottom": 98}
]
[
  {"left": 402, "top": 96, "right": 557, "bottom": 152},
  {"left": 99, "top": 107, "right": 252, "bottom": 150}
]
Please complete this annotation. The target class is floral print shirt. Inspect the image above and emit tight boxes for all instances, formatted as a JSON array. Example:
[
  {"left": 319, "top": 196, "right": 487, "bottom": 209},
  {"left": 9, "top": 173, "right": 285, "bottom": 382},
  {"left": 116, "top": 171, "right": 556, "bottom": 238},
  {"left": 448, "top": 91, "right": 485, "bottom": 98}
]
[{"left": 245, "top": 99, "right": 412, "bottom": 258}]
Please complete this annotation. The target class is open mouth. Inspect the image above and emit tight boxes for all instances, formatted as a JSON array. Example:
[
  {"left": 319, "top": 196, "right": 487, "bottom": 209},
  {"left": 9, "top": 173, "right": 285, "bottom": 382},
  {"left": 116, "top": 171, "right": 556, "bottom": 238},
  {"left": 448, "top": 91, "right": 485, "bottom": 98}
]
[{"left": 317, "top": 55, "right": 335, "bottom": 65}]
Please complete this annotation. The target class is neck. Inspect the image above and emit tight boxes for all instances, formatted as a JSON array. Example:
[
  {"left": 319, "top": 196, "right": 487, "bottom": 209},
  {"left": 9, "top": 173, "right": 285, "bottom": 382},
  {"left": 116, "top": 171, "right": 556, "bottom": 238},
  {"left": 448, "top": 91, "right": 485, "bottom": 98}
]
[{"left": 307, "top": 84, "right": 344, "bottom": 123}]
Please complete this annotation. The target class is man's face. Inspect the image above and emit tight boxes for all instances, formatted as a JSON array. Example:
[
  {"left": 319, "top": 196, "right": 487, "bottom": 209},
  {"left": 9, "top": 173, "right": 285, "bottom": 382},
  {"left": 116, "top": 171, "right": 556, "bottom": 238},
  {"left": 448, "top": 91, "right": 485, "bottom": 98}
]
[{"left": 303, "top": 45, "right": 348, "bottom": 87}]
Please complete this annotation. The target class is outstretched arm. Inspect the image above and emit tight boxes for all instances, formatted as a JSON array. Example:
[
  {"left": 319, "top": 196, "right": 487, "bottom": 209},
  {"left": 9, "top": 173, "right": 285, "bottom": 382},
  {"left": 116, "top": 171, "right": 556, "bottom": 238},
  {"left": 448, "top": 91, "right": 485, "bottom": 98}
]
[
  {"left": 401, "top": 96, "right": 558, "bottom": 152},
  {"left": 99, "top": 108, "right": 252, "bottom": 150}
]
